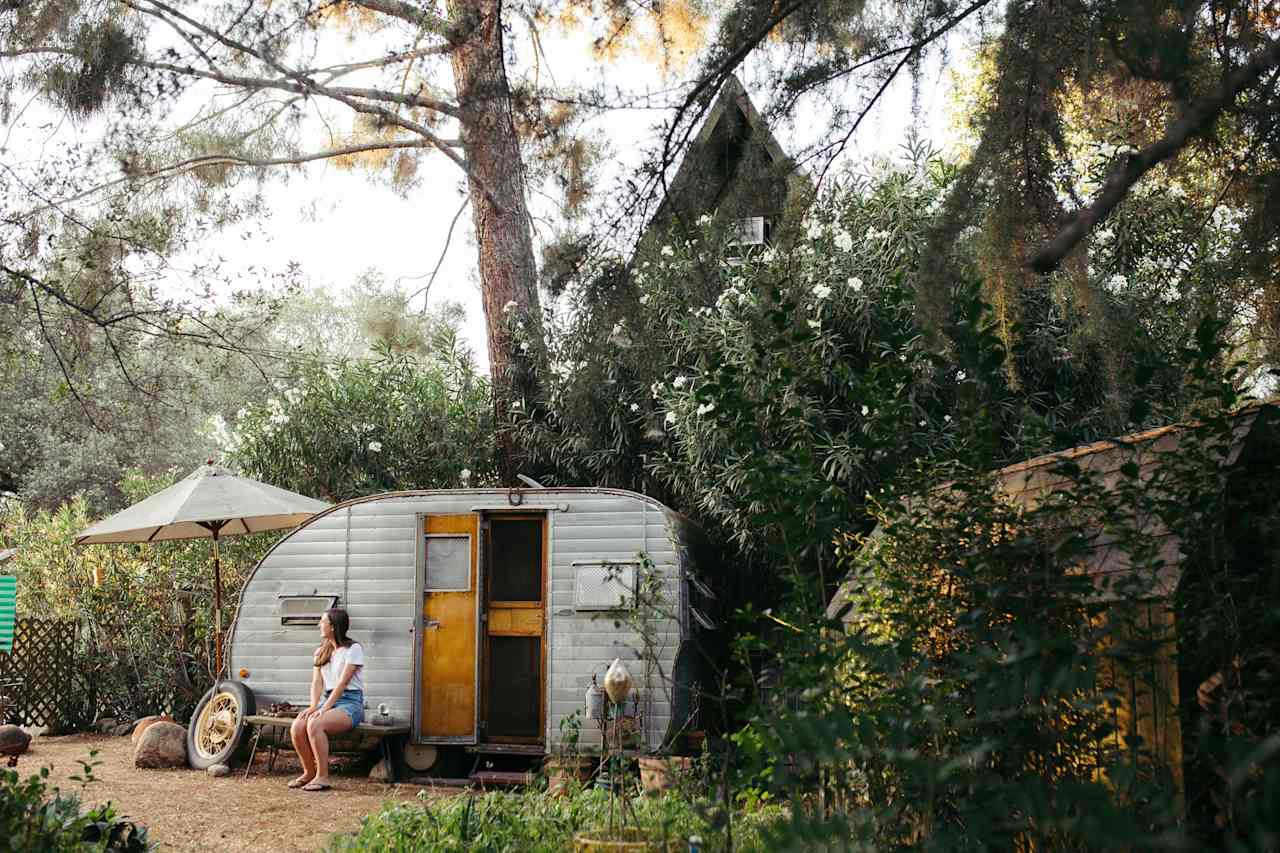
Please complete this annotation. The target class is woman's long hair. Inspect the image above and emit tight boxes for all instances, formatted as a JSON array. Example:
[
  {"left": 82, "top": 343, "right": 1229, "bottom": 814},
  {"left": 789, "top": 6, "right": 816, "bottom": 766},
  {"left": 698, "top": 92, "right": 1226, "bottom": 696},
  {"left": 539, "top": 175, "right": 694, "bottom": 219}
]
[{"left": 314, "top": 607, "right": 355, "bottom": 667}]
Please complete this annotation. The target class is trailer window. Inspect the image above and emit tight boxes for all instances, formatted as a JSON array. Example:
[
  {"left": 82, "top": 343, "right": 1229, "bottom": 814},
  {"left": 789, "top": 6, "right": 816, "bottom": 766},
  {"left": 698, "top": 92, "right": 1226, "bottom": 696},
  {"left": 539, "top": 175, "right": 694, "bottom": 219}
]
[
  {"left": 488, "top": 518, "right": 543, "bottom": 602},
  {"left": 424, "top": 535, "right": 471, "bottom": 591}
]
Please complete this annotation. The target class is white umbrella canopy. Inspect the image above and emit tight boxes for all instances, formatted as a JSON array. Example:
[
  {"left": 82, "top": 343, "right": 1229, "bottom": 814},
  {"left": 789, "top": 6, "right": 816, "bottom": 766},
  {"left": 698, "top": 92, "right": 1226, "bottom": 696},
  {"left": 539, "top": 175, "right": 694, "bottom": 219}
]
[
  {"left": 76, "top": 461, "right": 330, "bottom": 673},
  {"left": 76, "top": 462, "right": 329, "bottom": 544}
]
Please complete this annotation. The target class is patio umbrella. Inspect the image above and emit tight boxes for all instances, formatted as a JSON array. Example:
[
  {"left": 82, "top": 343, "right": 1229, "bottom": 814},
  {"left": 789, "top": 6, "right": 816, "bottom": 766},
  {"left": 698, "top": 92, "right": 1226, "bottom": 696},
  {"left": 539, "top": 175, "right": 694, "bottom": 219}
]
[{"left": 76, "top": 460, "right": 329, "bottom": 672}]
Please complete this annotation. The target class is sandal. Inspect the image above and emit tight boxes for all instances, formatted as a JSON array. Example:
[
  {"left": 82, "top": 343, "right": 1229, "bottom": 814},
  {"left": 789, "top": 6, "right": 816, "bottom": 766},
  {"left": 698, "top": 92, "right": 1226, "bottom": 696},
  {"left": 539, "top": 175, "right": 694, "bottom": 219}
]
[
  {"left": 302, "top": 781, "right": 332, "bottom": 792},
  {"left": 287, "top": 776, "right": 312, "bottom": 789}
]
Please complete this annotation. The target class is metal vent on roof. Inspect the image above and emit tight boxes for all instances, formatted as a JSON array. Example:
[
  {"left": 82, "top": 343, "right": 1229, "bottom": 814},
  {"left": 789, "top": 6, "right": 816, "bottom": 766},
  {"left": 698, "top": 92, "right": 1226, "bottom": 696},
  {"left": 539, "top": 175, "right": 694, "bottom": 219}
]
[{"left": 574, "top": 561, "right": 638, "bottom": 610}]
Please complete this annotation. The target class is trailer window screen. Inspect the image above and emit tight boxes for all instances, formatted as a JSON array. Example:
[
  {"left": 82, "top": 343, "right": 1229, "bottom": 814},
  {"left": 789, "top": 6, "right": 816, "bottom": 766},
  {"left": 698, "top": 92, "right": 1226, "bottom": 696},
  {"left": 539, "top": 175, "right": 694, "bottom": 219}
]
[
  {"left": 488, "top": 519, "right": 542, "bottom": 602},
  {"left": 574, "top": 562, "right": 637, "bottom": 610},
  {"left": 487, "top": 636, "right": 541, "bottom": 738},
  {"left": 424, "top": 535, "right": 470, "bottom": 591}
]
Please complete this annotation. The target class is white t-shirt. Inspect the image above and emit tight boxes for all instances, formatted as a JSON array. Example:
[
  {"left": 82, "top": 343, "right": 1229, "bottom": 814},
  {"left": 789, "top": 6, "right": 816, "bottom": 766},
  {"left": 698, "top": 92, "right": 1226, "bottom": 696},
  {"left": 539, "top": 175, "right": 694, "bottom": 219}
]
[{"left": 319, "top": 642, "right": 365, "bottom": 693}]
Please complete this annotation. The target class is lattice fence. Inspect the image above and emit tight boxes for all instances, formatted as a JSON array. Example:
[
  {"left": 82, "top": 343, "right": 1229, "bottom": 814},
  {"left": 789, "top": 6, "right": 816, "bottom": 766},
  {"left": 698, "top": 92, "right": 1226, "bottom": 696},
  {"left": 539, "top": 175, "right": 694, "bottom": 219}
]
[{"left": 0, "top": 618, "right": 77, "bottom": 727}]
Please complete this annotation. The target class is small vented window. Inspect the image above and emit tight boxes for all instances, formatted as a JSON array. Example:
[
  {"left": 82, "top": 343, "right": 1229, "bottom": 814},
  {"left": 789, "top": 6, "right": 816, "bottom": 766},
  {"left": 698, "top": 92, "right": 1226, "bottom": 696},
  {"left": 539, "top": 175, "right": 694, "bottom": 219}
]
[
  {"left": 425, "top": 535, "right": 471, "bottom": 592},
  {"left": 279, "top": 594, "right": 340, "bottom": 625},
  {"left": 574, "top": 561, "right": 638, "bottom": 610}
]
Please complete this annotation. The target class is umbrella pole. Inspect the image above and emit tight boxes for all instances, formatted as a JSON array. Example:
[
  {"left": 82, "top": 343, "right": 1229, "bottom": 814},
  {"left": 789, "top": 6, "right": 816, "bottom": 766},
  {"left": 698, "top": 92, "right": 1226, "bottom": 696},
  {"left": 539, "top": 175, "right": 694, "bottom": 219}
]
[{"left": 213, "top": 527, "right": 223, "bottom": 677}]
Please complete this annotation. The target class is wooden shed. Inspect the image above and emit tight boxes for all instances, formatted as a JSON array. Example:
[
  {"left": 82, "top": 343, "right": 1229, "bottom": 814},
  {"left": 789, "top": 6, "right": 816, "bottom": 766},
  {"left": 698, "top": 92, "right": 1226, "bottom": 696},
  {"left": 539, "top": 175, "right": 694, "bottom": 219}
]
[{"left": 828, "top": 399, "right": 1280, "bottom": 801}]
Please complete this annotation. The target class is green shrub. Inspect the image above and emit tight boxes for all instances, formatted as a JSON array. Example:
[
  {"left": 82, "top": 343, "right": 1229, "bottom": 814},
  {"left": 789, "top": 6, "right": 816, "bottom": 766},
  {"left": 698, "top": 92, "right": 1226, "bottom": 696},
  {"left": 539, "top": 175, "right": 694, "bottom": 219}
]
[
  {"left": 329, "top": 786, "right": 786, "bottom": 852},
  {"left": 0, "top": 472, "right": 271, "bottom": 725},
  {"left": 0, "top": 764, "right": 151, "bottom": 852},
  {"left": 224, "top": 342, "right": 495, "bottom": 503}
]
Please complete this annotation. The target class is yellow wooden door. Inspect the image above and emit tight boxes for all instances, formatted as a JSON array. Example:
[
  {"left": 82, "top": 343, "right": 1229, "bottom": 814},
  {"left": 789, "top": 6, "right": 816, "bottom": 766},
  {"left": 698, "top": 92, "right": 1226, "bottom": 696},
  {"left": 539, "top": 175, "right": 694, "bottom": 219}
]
[{"left": 419, "top": 514, "right": 478, "bottom": 741}]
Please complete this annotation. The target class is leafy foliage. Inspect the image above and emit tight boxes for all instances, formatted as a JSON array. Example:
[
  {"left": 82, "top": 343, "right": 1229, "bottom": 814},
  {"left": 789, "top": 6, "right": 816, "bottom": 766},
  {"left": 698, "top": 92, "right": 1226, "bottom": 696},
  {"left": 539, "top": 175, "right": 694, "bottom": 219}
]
[
  {"left": 224, "top": 341, "right": 496, "bottom": 502},
  {"left": 725, "top": 324, "right": 1280, "bottom": 850},
  {"left": 328, "top": 785, "right": 786, "bottom": 852},
  {"left": 523, "top": 147, "right": 1205, "bottom": 606},
  {"left": 0, "top": 470, "right": 271, "bottom": 725},
  {"left": 0, "top": 763, "right": 152, "bottom": 852}
]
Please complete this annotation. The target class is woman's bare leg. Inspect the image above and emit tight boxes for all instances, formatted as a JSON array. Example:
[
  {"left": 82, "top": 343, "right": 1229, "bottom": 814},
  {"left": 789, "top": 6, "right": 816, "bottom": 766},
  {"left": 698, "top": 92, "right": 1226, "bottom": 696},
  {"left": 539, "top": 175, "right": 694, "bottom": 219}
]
[
  {"left": 306, "top": 710, "right": 354, "bottom": 786},
  {"left": 290, "top": 714, "right": 317, "bottom": 785}
]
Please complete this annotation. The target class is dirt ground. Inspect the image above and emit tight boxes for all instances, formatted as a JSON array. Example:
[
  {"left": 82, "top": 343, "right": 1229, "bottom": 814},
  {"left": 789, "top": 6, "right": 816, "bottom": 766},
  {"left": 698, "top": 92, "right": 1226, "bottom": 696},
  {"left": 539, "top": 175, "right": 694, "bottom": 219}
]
[{"left": 19, "top": 732, "right": 452, "bottom": 852}]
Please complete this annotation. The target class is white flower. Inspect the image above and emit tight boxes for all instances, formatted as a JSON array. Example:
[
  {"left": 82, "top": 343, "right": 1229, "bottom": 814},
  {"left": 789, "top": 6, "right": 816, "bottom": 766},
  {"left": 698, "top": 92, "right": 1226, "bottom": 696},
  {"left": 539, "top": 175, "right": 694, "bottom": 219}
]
[
  {"left": 612, "top": 322, "right": 624, "bottom": 336},
  {"left": 833, "top": 231, "right": 854, "bottom": 252},
  {"left": 520, "top": 341, "right": 529, "bottom": 352},
  {"left": 944, "top": 414, "right": 952, "bottom": 423},
  {"left": 861, "top": 405, "right": 870, "bottom": 416},
  {"left": 848, "top": 277, "right": 864, "bottom": 292},
  {"left": 807, "top": 318, "right": 821, "bottom": 330},
  {"left": 812, "top": 283, "right": 832, "bottom": 300},
  {"left": 639, "top": 293, "right": 650, "bottom": 305},
  {"left": 661, "top": 245, "right": 674, "bottom": 257},
  {"left": 629, "top": 402, "right": 640, "bottom": 413},
  {"left": 696, "top": 402, "right": 716, "bottom": 416},
  {"left": 696, "top": 214, "right": 713, "bottom": 226},
  {"left": 503, "top": 300, "right": 518, "bottom": 313},
  {"left": 460, "top": 468, "right": 472, "bottom": 482},
  {"left": 511, "top": 400, "right": 522, "bottom": 409},
  {"left": 919, "top": 420, "right": 927, "bottom": 427},
  {"left": 956, "top": 370, "right": 967, "bottom": 382},
  {"left": 673, "top": 376, "right": 687, "bottom": 388},
  {"left": 664, "top": 411, "right": 676, "bottom": 425},
  {"left": 368, "top": 441, "right": 383, "bottom": 453}
]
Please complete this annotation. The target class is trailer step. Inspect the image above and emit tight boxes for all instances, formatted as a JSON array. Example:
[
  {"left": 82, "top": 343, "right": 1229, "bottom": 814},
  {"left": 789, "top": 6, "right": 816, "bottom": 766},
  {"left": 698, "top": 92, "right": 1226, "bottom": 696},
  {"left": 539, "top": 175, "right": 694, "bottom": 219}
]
[
  {"left": 465, "top": 743, "right": 545, "bottom": 756},
  {"left": 470, "top": 770, "right": 536, "bottom": 787}
]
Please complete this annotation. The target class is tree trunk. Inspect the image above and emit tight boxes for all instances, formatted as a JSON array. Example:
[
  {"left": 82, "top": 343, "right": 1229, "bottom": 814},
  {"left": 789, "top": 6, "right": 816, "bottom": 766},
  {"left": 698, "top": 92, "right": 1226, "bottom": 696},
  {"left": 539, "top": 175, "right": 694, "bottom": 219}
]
[{"left": 448, "top": 0, "right": 541, "bottom": 484}]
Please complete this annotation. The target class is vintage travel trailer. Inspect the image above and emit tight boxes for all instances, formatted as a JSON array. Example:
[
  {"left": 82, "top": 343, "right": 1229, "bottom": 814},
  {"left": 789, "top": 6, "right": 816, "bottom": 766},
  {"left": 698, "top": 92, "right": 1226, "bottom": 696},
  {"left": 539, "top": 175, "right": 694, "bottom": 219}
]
[{"left": 203, "top": 487, "right": 716, "bottom": 773}]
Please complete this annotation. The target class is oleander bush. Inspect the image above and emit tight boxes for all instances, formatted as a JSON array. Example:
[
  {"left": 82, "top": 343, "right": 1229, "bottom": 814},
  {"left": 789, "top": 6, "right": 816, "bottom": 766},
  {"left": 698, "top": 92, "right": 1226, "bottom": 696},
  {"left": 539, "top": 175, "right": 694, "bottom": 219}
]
[{"left": 329, "top": 785, "right": 786, "bottom": 853}]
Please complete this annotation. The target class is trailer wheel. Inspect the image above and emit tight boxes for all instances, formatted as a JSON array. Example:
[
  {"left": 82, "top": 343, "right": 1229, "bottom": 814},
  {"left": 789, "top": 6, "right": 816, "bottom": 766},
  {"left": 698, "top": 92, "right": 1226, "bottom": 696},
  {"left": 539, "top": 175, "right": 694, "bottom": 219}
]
[{"left": 187, "top": 681, "right": 256, "bottom": 769}]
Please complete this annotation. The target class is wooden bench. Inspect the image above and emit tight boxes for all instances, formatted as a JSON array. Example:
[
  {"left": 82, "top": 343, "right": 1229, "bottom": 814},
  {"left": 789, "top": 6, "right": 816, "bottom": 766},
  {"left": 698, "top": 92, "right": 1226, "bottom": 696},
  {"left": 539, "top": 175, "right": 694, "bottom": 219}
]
[{"left": 242, "top": 714, "right": 411, "bottom": 779}]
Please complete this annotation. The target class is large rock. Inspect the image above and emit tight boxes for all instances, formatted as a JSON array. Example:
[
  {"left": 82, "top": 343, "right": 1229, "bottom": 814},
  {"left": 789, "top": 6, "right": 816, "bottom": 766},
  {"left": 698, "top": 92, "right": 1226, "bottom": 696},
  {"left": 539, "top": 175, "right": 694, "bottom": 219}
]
[
  {"left": 131, "top": 714, "right": 176, "bottom": 745},
  {"left": 0, "top": 725, "right": 31, "bottom": 757},
  {"left": 134, "top": 721, "right": 187, "bottom": 769}
]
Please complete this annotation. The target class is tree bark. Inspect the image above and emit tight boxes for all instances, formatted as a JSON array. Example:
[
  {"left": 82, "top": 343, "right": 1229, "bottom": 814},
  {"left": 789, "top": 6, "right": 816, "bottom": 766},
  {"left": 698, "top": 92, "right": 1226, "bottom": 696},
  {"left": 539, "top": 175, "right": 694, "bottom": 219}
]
[{"left": 448, "top": 0, "right": 541, "bottom": 484}]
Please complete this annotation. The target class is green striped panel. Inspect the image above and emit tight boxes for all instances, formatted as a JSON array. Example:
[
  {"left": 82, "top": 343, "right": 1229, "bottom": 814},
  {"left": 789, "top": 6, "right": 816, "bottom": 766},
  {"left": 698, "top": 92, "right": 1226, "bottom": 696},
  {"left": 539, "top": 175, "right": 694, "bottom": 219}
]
[{"left": 0, "top": 576, "right": 15, "bottom": 653}]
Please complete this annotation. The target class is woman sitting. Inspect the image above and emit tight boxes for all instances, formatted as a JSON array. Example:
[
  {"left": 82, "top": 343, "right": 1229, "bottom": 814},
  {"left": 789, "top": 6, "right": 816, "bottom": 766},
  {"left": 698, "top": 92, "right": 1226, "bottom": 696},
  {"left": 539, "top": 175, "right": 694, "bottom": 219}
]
[{"left": 289, "top": 607, "right": 365, "bottom": 791}]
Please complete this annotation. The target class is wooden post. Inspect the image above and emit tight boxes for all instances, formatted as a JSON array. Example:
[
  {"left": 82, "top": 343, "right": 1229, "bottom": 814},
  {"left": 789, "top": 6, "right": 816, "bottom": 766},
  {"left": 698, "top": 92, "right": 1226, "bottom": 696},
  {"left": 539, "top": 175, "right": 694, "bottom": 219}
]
[{"left": 212, "top": 527, "right": 223, "bottom": 676}]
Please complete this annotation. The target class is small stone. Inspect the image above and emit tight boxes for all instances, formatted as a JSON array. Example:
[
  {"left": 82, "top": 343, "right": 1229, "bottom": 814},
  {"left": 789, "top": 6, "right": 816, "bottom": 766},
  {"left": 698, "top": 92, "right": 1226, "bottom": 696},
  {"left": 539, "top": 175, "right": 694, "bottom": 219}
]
[
  {"left": 368, "top": 757, "right": 392, "bottom": 782},
  {"left": 207, "top": 763, "right": 231, "bottom": 778},
  {"left": 134, "top": 721, "right": 187, "bottom": 769},
  {"left": 95, "top": 717, "right": 120, "bottom": 734},
  {"left": 111, "top": 722, "right": 134, "bottom": 737}
]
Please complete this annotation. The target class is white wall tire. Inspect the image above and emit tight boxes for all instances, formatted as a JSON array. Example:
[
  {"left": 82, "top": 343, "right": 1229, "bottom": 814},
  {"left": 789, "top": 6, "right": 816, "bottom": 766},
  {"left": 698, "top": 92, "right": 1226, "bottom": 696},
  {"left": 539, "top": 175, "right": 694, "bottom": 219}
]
[{"left": 186, "top": 681, "right": 256, "bottom": 769}]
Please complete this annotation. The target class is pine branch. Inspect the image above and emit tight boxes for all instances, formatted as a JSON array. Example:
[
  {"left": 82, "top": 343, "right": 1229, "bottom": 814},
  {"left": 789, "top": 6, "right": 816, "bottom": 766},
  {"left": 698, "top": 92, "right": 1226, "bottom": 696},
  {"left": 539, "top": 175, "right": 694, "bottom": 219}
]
[{"left": 1030, "top": 34, "right": 1280, "bottom": 274}]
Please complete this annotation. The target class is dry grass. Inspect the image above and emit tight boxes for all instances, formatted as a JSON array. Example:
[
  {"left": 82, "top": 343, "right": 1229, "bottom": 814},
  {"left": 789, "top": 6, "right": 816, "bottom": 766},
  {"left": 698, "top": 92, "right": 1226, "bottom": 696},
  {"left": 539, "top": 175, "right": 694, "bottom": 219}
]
[{"left": 20, "top": 733, "right": 452, "bottom": 852}]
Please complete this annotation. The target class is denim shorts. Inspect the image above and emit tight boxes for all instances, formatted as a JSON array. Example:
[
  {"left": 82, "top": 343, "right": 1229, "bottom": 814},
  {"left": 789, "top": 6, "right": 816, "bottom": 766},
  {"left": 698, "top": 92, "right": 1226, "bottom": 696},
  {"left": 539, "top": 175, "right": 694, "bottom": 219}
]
[{"left": 324, "top": 688, "right": 364, "bottom": 727}]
